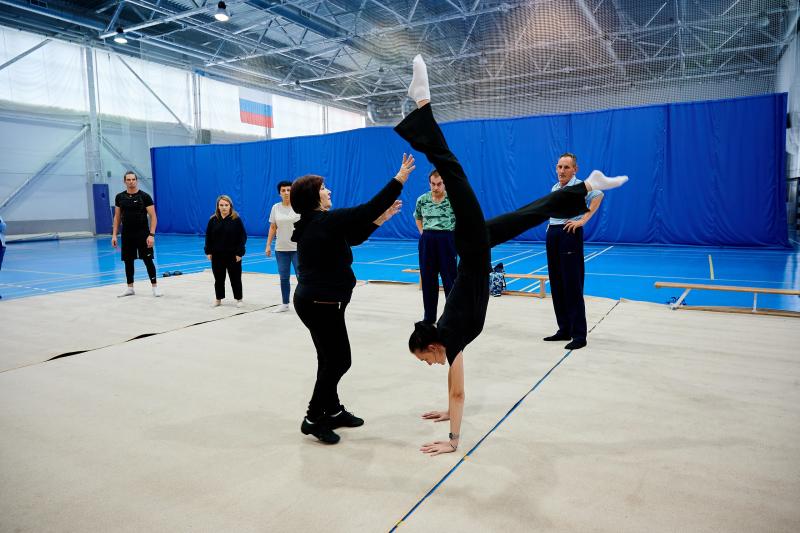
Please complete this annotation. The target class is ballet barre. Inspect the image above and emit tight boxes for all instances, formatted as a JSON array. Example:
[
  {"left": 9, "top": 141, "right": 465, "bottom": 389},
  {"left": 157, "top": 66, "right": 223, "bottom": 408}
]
[
  {"left": 655, "top": 281, "right": 800, "bottom": 316},
  {"left": 402, "top": 268, "right": 550, "bottom": 298}
]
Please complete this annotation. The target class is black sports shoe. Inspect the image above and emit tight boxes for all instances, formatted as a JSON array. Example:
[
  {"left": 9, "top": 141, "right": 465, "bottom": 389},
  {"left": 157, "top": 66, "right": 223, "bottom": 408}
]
[
  {"left": 301, "top": 418, "right": 340, "bottom": 444},
  {"left": 328, "top": 407, "right": 364, "bottom": 429},
  {"left": 543, "top": 332, "right": 571, "bottom": 342},
  {"left": 564, "top": 339, "right": 587, "bottom": 350}
]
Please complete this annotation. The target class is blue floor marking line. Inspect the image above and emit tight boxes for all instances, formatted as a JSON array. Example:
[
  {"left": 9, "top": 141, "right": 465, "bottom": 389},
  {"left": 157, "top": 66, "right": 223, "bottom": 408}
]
[
  {"left": 367, "top": 252, "right": 419, "bottom": 264},
  {"left": 5, "top": 257, "right": 212, "bottom": 287},
  {"left": 389, "top": 349, "right": 578, "bottom": 532},
  {"left": 493, "top": 248, "right": 544, "bottom": 263},
  {"left": 501, "top": 250, "right": 547, "bottom": 268},
  {"left": 515, "top": 245, "right": 613, "bottom": 292}
]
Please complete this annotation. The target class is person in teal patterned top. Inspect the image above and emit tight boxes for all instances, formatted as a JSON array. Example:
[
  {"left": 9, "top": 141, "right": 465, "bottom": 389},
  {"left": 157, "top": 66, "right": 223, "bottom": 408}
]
[{"left": 414, "top": 170, "right": 457, "bottom": 324}]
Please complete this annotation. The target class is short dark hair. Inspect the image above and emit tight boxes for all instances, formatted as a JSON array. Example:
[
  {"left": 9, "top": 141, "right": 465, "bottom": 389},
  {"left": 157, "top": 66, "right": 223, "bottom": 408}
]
[
  {"left": 123, "top": 171, "right": 137, "bottom": 180},
  {"left": 428, "top": 169, "right": 440, "bottom": 181},
  {"left": 277, "top": 180, "right": 292, "bottom": 193},
  {"left": 290, "top": 174, "right": 324, "bottom": 215},
  {"left": 559, "top": 152, "right": 577, "bottom": 165},
  {"left": 409, "top": 321, "right": 440, "bottom": 353}
]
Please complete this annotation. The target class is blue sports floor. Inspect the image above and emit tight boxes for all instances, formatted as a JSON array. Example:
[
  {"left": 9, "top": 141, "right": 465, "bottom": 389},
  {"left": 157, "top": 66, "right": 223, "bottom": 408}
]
[{"left": 1, "top": 235, "right": 799, "bottom": 312}]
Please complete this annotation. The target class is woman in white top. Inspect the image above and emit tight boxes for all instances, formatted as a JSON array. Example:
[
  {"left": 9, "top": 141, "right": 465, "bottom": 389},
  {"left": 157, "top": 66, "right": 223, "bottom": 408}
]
[{"left": 266, "top": 180, "right": 301, "bottom": 312}]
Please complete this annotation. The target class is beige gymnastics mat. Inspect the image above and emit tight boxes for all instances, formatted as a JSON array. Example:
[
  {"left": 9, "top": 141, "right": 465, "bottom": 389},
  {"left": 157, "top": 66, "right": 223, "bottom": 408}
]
[
  {"left": 1, "top": 283, "right": 798, "bottom": 531},
  {"left": 0, "top": 271, "right": 287, "bottom": 372}
]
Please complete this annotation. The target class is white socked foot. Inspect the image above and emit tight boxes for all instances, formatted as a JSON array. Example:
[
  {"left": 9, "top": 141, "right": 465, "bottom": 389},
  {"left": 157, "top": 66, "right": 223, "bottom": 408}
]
[
  {"left": 408, "top": 54, "right": 431, "bottom": 104},
  {"left": 585, "top": 170, "right": 628, "bottom": 191}
]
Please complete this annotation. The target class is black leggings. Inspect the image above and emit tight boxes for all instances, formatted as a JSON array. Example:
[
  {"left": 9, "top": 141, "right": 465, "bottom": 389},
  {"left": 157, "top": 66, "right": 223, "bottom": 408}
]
[
  {"left": 293, "top": 296, "right": 351, "bottom": 421},
  {"left": 395, "top": 104, "right": 589, "bottom": 259},
  {"left": 124, "top": 257, "right": 157, "bottom": 285},
  {"left": 211, "top": 254, "right": 243, "bottom": 300}
]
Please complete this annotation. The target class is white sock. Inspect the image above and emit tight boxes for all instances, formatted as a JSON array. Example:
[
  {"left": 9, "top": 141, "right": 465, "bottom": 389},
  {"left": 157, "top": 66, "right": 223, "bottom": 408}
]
[
  {"left": 408, "top": 54, "right": 430, "bottom": 104},
  {"left": 585, "top": 170, "right": 628, "bottom": 191}
]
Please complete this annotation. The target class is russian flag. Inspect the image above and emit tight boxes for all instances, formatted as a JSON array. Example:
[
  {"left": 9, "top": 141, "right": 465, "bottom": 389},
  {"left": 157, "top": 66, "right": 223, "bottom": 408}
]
[{"left": 239, "top": 87, "right": 274, "bottom": 128}]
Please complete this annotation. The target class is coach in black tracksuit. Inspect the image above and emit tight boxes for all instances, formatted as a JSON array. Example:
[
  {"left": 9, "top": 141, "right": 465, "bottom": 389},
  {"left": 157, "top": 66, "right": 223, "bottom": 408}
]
[{"left": 290, "top": 154, "right": 416, "bottom": 445}]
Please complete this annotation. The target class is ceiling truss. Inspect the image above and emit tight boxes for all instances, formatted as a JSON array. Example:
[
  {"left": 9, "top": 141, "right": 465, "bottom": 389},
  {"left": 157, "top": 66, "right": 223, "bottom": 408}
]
[{"left": 0, "top": 0, "right": 795, "bottom": 120}]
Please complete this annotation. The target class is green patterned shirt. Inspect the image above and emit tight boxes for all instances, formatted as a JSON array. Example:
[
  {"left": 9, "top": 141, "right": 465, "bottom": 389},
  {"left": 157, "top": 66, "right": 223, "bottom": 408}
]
[{"left": 414, "top": 192, "right": 456, "bottom": 231}]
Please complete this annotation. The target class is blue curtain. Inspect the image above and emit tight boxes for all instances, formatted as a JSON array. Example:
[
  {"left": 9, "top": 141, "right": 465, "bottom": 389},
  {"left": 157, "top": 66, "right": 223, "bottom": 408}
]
[{"left": 151, "top": 93, "right": 788, "bottom": 247}]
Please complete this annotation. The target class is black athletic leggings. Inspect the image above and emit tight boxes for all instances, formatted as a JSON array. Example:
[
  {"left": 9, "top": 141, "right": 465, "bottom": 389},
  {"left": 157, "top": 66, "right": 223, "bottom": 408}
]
[{"left": 124, "top": 257, "right": 157, "bottom": 285}]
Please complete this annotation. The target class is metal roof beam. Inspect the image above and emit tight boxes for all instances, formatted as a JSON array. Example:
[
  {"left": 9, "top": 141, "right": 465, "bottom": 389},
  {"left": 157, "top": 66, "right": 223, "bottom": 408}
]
[
  {"left": 0, "top": 38, "right": 51, "bottom": 72},
  {"left": 98, "top": 0, "right": 249, "bottom": 39},
  {"left": 576, "top": 0, "right": 626, "bottom": 79},
  {"left": 334, "top": 39, "right": 789, "bottom": 101}
]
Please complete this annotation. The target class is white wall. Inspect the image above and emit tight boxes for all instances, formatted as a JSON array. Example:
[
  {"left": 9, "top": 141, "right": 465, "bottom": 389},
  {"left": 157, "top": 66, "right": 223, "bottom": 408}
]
[{"left": 0, "top": 26, "right": 366, "bottom": 236}]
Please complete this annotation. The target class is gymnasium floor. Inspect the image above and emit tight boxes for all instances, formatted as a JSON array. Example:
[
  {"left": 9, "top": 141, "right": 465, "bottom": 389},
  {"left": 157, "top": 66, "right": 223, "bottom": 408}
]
[
  {"left": 1, "top": 271, "right": 799, "bottom": 532},
  {"left": 1, "top": 236, "right": 799, "bottom": 531},
  {"left": 1, "top": 234, "right": 799, "bottom": 311}
]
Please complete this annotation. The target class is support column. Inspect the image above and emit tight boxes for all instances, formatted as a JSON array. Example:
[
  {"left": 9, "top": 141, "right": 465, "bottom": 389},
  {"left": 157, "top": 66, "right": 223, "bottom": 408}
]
[
  {"left": 192, "top": 71, "right": 202, "bottom": 144},
  {"left": 84, "top": 47, "right": 110, "bottom": 234}
]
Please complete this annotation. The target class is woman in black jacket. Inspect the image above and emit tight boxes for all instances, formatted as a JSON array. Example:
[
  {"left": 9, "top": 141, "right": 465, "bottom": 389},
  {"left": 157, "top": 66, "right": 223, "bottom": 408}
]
[
  {"left": 205, "top": 194, "right": 247, "bottom": 308},
  {"left": 291, "top": 154, "right": 416, "bottom": 445}
]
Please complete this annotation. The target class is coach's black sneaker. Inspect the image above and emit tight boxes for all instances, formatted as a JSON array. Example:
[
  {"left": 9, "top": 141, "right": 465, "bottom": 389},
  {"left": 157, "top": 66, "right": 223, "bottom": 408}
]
[
  {"left": 328, "top": 407, "right": 364, "bottom": 429},
  {"left": 301, "top": 418, "right": 340, "bottom": 444},
  {"left": 564, "top": 339, "right": 587, "bottom": 350},
  {"left": 543, "top": 332, "right": 571, "bottom": 342}
]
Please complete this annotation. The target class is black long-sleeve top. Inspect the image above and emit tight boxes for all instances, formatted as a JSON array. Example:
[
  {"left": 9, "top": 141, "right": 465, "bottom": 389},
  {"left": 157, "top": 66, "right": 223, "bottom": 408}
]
[
  {"left": 292, "top": 178, "right": 403, "bottom": 303},
  {"left": 204, "top": 215, "right": 247, "bottom": 256}
]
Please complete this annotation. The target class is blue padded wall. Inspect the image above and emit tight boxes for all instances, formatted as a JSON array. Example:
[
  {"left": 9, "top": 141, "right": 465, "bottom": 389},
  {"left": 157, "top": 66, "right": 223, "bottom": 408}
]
[{"left": 152, "top": 93, "right": 788, "bottom": 247}]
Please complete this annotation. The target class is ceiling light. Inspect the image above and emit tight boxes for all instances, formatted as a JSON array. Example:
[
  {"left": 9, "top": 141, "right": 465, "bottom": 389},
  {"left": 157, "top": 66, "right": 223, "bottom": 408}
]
[
  {"left": 214, "top": 1, "right": 230, "bottom": 22},
  {"left": 113, "top": 27, "right": 127, "bottom": 44}
]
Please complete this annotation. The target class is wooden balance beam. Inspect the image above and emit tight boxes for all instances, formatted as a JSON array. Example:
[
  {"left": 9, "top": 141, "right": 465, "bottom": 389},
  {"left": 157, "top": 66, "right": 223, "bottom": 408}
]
[
  {"left": 402, "top": 269, "right": 550, "bottom": 298},
  {"left": 655, "top": 281, "right": 800, "bottom": 316}
]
